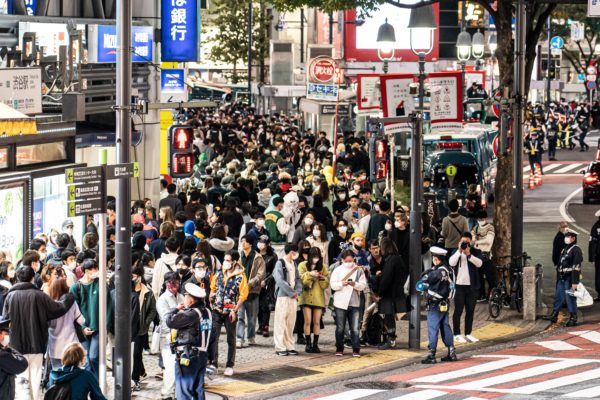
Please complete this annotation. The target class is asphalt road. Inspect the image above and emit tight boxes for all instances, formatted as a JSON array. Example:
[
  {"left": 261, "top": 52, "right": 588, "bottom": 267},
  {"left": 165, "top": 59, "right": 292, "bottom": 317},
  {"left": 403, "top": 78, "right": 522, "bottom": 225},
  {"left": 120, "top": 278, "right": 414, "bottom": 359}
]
[{"left": 271, "top": 132, "right": 600, "bottom": 400}]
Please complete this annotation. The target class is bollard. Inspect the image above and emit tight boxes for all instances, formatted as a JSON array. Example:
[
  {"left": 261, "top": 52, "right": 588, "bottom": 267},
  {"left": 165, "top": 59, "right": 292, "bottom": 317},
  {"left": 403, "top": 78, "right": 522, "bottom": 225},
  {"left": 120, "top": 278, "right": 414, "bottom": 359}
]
[{"left": 522, "top": 266, "right": 536, "bottom": 321}]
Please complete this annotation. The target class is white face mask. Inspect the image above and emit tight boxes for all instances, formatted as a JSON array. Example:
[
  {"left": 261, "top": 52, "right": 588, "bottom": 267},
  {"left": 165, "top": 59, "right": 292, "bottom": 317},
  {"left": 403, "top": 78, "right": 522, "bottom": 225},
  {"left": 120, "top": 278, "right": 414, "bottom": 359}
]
[
  {"left": 339, "top": 194, "right": 346, "bottom": 201},
  {"left": 90, "top": 272, "right": 100, "bottom": 280},
  {"left": 338, "top": 226, "right": 347, "bottom": 234},
  {"left": 1, "top": 335, "right": 9, "bottom": 347},
  {"left": 257, "top": 242, "right": 266, "bottom": 250},
  {"left": 353, "top": 185, "right": 360, "bottom": 192},
  {"left": 564, "top": 238, "right": 572, "bottom": 245},
  {"left": 255, "top": 219, "right": 265, "bottom": 228},
  {"left": 374, "top": 205, "right": 380, "bottom": 212},
  {"left": 196, "top": 270, "right": 206, "bottom": 280},
  {"left": 312, "top": 229, "right": 320, "bottom": 238},
  {"left": 342, "top": 261, "right": 354, "bottom": 269},
  {"left": 385, "top": 223, "right": 392, "bottom": 231},
  {"left": 39, "top": 252, "right": 47, "bottom": 260},
  {"left": 394, "top": 221, "right": 402, "bottom": 229},
  {"left": 478, "top": 220, "right": 486, "bottom": 226},
  {"left": 67, "top": 261, "right": 77, "bottom": 271},
  {"left": 305, "top": 218, "right": 314, "bottom": 226},
  {"left": 222, "top": 261, "right": 232, "bottom": 271},
  {"left": 7, "top": 270, "right": 14, "bottom": 279}
]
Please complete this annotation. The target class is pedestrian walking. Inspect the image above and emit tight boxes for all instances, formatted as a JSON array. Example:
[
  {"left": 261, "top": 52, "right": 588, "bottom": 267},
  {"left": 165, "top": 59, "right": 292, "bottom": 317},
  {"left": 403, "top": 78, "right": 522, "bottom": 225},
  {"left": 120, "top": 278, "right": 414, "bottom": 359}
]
[
  {"left": 441, "top": 199, "right": 469, "bottom": 252},
  {"left": 0, "top": 317, "right": 28, "bottom": 400},
  {"left": 131, "top": 266, "right": 157, "bottom": 391},
  {"left": 236, "top": 235, "right": 265, "bottom": 348}
]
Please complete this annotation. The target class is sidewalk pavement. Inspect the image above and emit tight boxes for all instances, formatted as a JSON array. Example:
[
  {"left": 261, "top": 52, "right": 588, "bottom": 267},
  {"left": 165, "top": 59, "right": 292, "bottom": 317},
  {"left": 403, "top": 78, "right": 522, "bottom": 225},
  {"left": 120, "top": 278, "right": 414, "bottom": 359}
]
[{"left": 122, "top": 301, "right": 557, "bottom": 400}]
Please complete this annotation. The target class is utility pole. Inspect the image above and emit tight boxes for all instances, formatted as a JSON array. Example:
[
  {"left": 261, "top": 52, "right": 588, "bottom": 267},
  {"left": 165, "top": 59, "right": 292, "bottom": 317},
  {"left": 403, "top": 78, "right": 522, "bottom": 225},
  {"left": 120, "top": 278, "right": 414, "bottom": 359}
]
[
  {"left": 512, "top": 0, "right": 526, "bottom": 270},
  {"left": 115, "top": 0, "right": 132, "bottom": 397},
  {"left": 546, "top": 16, "right": 551, "bottom": 109},
  {"left": 329, "top": 12, "right": 334, "bottom": 45},
  {"left": 248, "top": 0, "right": 253, "bottom": 103},
  {"left": 300, "top": 8, "right": 305, "bottom": 64}
]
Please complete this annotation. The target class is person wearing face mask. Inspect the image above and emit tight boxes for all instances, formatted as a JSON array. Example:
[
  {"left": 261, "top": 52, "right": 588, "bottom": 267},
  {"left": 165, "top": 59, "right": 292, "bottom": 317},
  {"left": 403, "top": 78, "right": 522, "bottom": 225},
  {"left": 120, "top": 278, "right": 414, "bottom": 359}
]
[
  {"left": 242, "top": 212, "right": 270, "bottom": 252},
  {"left": 0, "top": 261, "right": 14, "bottom": 291},
  {"left": 471, "top": 210, "right": 496, "bottom": 302},
  {"left": 69, "top": 259, "right": 114, "bottom": 379},
  {"left": 342, "top": 195, "right": 361, "bottom": 224},
  {"left": 387, "top": 213, "right": 410, "bottom": 267},
  {"left": 544, "top": 231, "right": 583, "bottom": 327},
  {"left": 29, "top": 238, "right": 47, "bottom": 268},
  {"left": 307, "top": 222, "right": 330, "bottom": 266},
  {"left": 265, "top": 197, "right": 292, "bottom": 258},
  {"left": 131, "top": 266, "right": 157, "bottom": 391},
  {"left": 329, "top": 220, "right": 350, "bottom": 262},
  {"left": 0, "top": 316, "right": 28, "bottom": 400},
  {"left": 256, "top": 237, "right": 277, "bottom": 338},
  {"left": 292, "top": 212, "right": 315, "bottom": 246},
  {"left": 191, "top": 258, "right": 211, "bottom": 298},
  {"left": 156, "top": 272, "right": 184, "bottom": 399},
  {"left": 208, "top": 250, "right": 248, "bottom": 377},
  {"left": 46, "top": 229, "right": 60, "bottom": 255},
  {"left": 352, "top": 203, "right": 371, "bottom": 236},
  {"left": 3, "top": 265, "right": 75, "bottom": 400},
  {"left": 175, "top": 255, "right": 194, "bottom": 290},
  {"left": 60, "top": 250, "right": 77, "bottom": 287},
  {"left": 61, "top": 219, "right": 79, "bottom": 253}
]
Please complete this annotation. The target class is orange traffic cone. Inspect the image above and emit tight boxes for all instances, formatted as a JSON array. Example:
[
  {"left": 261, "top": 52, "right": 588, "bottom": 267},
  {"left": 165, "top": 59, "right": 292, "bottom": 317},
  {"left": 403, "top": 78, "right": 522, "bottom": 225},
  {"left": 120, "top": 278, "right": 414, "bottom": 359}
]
[
  {"left": 529, "top": 172, "right": 536, "bottom": 189},
  {"left": 535, "top": 163, "right": 542, "bottom": 186}
]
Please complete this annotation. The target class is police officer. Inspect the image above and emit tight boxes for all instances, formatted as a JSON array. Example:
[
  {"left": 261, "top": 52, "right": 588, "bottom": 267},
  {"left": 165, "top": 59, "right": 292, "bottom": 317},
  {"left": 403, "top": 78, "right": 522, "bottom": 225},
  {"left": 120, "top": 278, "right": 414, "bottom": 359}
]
[
  {"left": 545, "top": 114, "right": 559, "bottom": 161},
  {"left": 545, "top": 231, "right": 582, "bottom": 326},
  {"left": 589, "top": 210, "right": 600, "bottom": 301},
  {"left": 166, "top": 283, "right": 213, "bottom": 400},
  {"left": 418, "top": 246, "right": 457, "bottom": 364},
  {"left": 0, "top": 317, "right": 28, "bottom": 400}
]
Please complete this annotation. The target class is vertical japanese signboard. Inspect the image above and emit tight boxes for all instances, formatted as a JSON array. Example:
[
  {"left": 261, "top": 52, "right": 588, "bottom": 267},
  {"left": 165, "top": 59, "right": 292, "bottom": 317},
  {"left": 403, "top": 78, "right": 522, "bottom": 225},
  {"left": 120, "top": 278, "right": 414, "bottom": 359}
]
[
  {"left": 357, "top": 74, "right": 381, "bottom": 111},
  {"left": 162, "top": 0, "right": 200, "bottom": 62},
  {"left": 379, "top": 74, "right": 415, "bottom": 133},
  {"left": 428, "top": 71, "right": 463, "bottom": 131}
]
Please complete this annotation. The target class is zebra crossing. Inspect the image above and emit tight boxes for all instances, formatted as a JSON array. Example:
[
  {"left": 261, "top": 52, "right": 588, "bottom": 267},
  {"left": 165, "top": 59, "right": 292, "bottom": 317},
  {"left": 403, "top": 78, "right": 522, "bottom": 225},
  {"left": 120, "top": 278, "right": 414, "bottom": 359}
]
[
  {"left": 310, "top": 326, "right": 600, "bottom": 400},
  {"left": 523, "top": 162, "right": 588, "bottom": 175}
]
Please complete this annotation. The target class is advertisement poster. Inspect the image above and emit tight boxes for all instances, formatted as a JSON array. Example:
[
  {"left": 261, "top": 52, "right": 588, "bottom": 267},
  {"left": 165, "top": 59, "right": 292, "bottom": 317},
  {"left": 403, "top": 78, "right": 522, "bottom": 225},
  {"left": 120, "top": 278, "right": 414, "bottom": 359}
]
[
  {"left": 380, "top": 74, "right": 415, "bottom": 134},
  {"left": 428, "top": 71, "right": 463, "bottom": 131},
  {"left": 357, "top": 74, "right": 381, "bottom": 111},
  {"left": 0, "top": 186, "right": 24, "bottom": 262},
  {"left": 87, "top": 25, "right": 153, "bottom": 63},
  {"left": 0, "top": 67, "right": 42, "bottom": 114}
]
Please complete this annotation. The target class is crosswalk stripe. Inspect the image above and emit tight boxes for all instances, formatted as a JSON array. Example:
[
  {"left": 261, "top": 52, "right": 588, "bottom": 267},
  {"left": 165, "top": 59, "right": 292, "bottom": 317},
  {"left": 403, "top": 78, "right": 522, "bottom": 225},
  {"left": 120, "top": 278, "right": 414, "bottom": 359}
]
[
  {"left": 512, "top": 367, "right": 600, "bottom": 395},
  {"left": 541, "top": 163, "right": 563, "bottom": 172},
  {"left": 447, "top": 359, "right": 592, "bottom": 390},
  {"left": 389, "top": 389, "right": 447, "bottom": 400},
  {"left": 563, "top": 384, "right": 600, "bottom": 398},
  {"left": 412, "top": 356, "right": 533, "bottom": 383},
  {"left": 555, "top": 164, "right": 583, "bottom": 174},
  {"left": 535, "top": 340, "right": 582, "bottom": 351},
  {"left": 576, "top": 166, "right": 588, "bottom": 173},
  {"left": 314, "top": 389, "right": 385, "bottom": 400},
  {"left": 523, "top": 165, "right": 531, "bottom": 173},
  {"left": 570, "top": 330, "right": 600, "bottom": 344}
]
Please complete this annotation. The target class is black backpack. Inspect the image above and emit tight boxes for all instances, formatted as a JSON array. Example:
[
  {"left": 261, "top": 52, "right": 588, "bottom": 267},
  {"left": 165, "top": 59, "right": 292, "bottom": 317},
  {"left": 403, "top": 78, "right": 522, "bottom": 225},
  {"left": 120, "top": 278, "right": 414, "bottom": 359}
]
[
  {"left": 365, "top": 313, "right": 385, "bottom": 346},
  {"left": 44, "top": 382, "right": 71, "bottom": 400}
]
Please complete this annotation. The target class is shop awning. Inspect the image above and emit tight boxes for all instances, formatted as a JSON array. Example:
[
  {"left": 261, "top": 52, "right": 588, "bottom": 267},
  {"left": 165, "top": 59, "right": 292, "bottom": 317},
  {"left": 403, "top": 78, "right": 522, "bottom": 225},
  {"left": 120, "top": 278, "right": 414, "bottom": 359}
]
[{"left": 0, "top": 103, "right": 37, "bottom": 136}]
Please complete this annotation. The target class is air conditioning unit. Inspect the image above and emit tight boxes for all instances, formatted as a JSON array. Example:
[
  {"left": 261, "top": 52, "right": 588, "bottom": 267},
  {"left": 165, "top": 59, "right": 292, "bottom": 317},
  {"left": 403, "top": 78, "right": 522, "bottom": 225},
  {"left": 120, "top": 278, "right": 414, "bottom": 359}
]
[
  {"left": 307, "top": 45, "right": 334, "bottom": 60},
  {"left": 270, "top": 40, "right": 294, "bottom": 85}
]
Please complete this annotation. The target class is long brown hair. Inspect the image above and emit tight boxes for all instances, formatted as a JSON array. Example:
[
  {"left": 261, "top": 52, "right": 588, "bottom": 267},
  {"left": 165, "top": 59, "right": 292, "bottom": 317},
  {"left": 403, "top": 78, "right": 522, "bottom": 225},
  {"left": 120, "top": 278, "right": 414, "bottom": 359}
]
[{"left": 48, "top": 277, "right": 69, "bottom": 301}]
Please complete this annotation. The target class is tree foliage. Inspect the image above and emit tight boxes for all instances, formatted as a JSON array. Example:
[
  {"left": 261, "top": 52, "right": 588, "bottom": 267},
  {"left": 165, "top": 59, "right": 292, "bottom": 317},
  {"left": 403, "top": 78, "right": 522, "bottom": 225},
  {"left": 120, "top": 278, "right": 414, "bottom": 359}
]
[{"left": 204, "top": 0, "right": 269, "bottom": 83}]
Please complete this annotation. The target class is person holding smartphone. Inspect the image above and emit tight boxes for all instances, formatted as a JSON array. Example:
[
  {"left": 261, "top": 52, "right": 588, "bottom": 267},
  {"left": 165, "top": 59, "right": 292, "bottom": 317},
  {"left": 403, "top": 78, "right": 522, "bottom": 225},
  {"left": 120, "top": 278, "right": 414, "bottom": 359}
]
[
  {"left": 208, "top": 250, "right": 248, "bottom": 377},
  {"left": 330, "top": 250, "right": 367, "bottom": 357}
]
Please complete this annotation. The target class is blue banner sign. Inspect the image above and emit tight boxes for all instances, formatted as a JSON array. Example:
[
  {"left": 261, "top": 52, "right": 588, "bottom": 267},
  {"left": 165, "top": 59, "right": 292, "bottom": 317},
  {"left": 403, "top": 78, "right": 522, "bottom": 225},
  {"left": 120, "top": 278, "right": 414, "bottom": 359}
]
[
  {"left": 161, "top": 69, "right": 186, "bottom": 93},
  {"left": 161, "top": 0, "right": 199, "bottom": 62},
  {"left": 8, "top": 0, "right": 36, "bottom": 15},
  {"left": 89, "top": 25, "right": 153, "bottom": 63}
]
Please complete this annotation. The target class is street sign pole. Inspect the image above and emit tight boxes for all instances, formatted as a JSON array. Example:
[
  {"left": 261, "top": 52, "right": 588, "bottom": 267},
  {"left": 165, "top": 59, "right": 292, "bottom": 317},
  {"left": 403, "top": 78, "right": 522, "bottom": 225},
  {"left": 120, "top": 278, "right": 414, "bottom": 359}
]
[
  {"left": 98, "top": 149, "right": 108, "bottom": 395},
  {"left": 115, "top": 0, "right": 133, "bottom": 396}
]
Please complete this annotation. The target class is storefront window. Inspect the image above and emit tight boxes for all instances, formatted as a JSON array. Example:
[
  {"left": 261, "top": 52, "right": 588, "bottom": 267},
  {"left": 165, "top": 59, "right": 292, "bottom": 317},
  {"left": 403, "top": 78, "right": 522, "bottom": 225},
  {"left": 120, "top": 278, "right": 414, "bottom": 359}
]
[
  {"left": 0, "top": 185, "right": 25, "bottom": 262},
  {"left": 0, "top": 147, "right": 7, "bottom": 169},
  {"left": 33, "top": 174, "right": 83, "bottom": 246},
  {"left": 16, "top": 141, "right": 67, "bottom": 167}
]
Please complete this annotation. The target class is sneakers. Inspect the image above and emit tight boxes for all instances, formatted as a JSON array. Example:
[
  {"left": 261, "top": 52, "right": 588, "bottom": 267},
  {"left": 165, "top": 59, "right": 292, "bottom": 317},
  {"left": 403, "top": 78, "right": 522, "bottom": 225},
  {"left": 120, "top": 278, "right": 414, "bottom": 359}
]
[
  {"left": 335, "top": 351, "right": 344, "bottom": 357},
  {"left": 132, "top": 381, "right": 141, "bottom": 391},
  {"left": 378, "top": 340, "right": 395, "bottom": 350},
  {"left": 343, "top": 339, "right": 352, "bottom": 349},
  {"left": 476, "top": 296, "right": 488, "bottom": 303},
  {"left": 352, "top": 352, "right": 361, "bottom": 358},
  {"left": 224, "top": 367, "right": 234, "bottom": 376},
  {"left": 276, "top": 350, "right": 289, "bottom": 356},
  {"left": 287, "top": 349, "right": 299, "bottom": 356},
  {"left": 248, "top": 337, "right": 256, "bottom": 346},
  {"left": 206, "top": 365, "right": 217, "bottom": 380},
  {"left": 454, "top": 335, "right": 467, "bottom": 344},
  {"left": 236, "top": 340, "right": 243, "bottom": 349},
  {"left": 465, "top": 334, "right": 479, "bottom": 343}
]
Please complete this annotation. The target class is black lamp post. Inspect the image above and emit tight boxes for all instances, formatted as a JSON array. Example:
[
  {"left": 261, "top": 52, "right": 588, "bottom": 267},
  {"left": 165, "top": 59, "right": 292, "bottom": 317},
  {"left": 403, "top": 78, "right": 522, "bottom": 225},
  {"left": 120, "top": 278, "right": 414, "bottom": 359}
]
[
  {"left": 376, "top": 18, "right": 396, "bottom": 74},
  {"left": 457, "top": 29, "right": 471, "bottom": 116}
]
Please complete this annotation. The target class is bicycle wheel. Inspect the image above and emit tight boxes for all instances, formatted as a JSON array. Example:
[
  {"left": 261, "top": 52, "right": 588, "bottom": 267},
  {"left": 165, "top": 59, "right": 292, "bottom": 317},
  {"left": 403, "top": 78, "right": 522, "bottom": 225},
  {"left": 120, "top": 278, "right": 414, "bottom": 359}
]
[
  {"left": 515, "top": 284, "right": 523, "bottom": 313},
  {"left": 488, "top": 288, "right": 502, "bottom": 319}
]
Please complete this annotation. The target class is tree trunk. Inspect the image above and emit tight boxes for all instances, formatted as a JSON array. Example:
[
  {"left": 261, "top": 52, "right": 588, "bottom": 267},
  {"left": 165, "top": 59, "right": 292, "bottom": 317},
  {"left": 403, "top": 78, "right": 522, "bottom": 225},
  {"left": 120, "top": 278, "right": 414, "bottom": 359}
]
[{"left": 233, "top": 63, "right": 238, "bottom": 83}]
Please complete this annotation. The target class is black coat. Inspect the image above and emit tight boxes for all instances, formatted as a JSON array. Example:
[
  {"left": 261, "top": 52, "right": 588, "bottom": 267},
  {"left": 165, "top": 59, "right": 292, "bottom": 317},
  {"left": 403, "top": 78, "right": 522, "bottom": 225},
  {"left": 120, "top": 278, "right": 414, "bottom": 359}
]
[
  {"left": 377, "top": 255, "right": 409, "bottom": 315},
  {"left": 0, "top": 345, "right": 27, "bottom": 400},
  {"left": 159, "top": 195, "right": 183, "bottom": 215},
  {"left": 553, "top": 231, "right": 566, "bottom": 266},
  {"left": 2, "top": 283, "right": 74, "bottom": 354}
]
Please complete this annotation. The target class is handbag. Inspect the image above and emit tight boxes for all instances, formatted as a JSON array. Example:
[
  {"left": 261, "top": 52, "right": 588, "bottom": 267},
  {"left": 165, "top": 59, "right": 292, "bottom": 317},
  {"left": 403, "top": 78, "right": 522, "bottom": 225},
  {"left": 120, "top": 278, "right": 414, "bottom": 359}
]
[
  {"left": 150, "top": 325, "right": 161, "bottom": 354},
  {"left": 73, "top": 315, "right": 86, "bottom": 343},
  {"left": 574, "top": 282, "right": 594, "bottom": 307}
]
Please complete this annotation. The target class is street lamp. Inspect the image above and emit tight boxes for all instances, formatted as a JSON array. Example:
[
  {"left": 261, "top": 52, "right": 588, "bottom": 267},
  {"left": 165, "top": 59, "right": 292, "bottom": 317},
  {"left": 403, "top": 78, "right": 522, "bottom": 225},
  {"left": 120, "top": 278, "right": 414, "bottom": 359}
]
[
  {"left": 489, "top": 31, "right": 497, "bottom": 93},
  {"left": 376, "top": 18, "right": 396, "bottom": 74},
  {"left": 407, "top": 2, "right": 436, "bottom": 351},
  {"left": 457, "top": 30, "right": 471, "bottom": 116}
]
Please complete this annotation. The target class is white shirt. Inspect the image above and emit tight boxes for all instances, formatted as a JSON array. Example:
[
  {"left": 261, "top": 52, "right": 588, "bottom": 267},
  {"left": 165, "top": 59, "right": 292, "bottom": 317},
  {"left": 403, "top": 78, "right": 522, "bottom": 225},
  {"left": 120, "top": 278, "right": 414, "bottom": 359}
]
[
  {"left": 156, "top": 290, "right": 185, "bottom": 336},
  {"left": 449, "top": 249, "right": 482, "bottom": 286}
]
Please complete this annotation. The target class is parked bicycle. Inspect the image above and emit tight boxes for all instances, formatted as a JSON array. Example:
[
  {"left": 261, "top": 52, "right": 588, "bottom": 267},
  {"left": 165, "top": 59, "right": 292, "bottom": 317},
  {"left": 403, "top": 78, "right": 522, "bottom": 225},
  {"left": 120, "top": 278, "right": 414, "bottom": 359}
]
[{"left": 488, "top": 253, "right": 530, "bottom": 319}]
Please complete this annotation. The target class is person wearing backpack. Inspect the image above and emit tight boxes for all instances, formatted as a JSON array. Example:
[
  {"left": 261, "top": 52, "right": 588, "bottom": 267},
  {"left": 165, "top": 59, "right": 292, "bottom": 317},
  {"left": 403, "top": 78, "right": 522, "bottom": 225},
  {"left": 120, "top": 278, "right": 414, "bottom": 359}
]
[
  {"left": 441, "top": 199, "right": 469, "bottom": 252},
  {"left": 165, "top": 283, "right": 212, "bottom": 400},
  {"left": 47, "top": 342, "right": 106, "bottom": 400},
  {"left": 152, "top": 237, "right": 180, "bottom": 300},
  {"left": 419, "top": 246, "right": 457, "bottom": 364},
  {"left": 0, "top": 317, "right": 28, "bottom": 400}
]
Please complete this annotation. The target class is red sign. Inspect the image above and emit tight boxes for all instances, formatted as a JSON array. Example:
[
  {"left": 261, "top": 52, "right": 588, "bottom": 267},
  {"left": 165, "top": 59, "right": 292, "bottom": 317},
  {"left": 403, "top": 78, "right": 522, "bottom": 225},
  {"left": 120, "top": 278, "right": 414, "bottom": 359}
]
[
  {"left": 492, "top": 134, "right": 499, "bottom": 157},
  {"left": 309, "top": 57, "right": 336, "bottom": 83}
]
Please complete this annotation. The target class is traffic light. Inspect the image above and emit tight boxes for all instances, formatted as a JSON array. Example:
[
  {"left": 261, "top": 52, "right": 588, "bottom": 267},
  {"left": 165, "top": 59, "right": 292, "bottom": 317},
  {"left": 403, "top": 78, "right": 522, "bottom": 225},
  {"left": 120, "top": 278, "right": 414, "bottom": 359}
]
[
  {"left": 169, "top": 125, "right": 195, "bottom": 178},
  {"left": 369, "top": 136, "right": 389, "bottom": 183}
]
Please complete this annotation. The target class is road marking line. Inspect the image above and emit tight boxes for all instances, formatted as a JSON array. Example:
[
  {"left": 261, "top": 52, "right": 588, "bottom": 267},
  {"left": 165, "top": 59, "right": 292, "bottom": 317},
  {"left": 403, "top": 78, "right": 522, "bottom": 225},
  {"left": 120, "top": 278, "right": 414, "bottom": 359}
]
[
  {"left": 389, "top": 389, "right": 447, "bottom": 400},
  {"left": 576, "top": 166, "right": 588, "bottom": 173},
  {"left": 513, "top": 367, "right": 600, "bottom": 394},
  {"left": 448, "top": 359, "right": 592, "bottom": 390},
  {"left": 563, "top": 384, "right": 600, "bottom": 398},
  {"left": 555, "top": 163, "right": 585, "bottom": 174},
  {"left": 412, "top": 356, "right": 534, "bottom": 383},
  {"left": 542, "top": 163, "right": 564, "bottom": 173},
  {"left": 535, "top": 340, "right": 582, "bottom": 351},
  {"left": 523, "top": 165, "right": 531, "bottom": 173},
  {"left": 570, "top": 330, "right": 600, "bottom": 344},
  {"left": 314, "top": 389, "right": 385, "bottom": 400},
  {"left": 559, "top": 187, "right": 583, "bottom": 225}
]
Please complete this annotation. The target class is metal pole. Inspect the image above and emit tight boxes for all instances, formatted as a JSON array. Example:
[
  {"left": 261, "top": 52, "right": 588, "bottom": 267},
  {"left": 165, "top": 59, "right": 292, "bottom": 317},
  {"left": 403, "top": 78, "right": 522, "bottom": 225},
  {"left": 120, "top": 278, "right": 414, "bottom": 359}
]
[
  {"left": 546, "top": 16, "right": 551, "bottom": 109},
  {"left": 331, "top": 64, "right": 342, "bottom": 182},
  {"left": 461, "top": 61, "right": 467, "bottom": 119},
  {"left": 115, "top": 0, "right": 132, "bottom": 396},
  {"left": 390, "top": 133, "right": 395, "bottom": 212},
  {"left": 329, "top": 12, "right": 333, "bottom": 45},
  {"left": 511, "top": 0, "right": 526, "bottom": 270},
  {"left": 408, "top": 53, "right": 425, "bottom": 350},
  {"left": 248, "top": 0, "right": 253, "bottom": 103},
  {"left": 300, "top": 8, "right": 305, "bottom": 64},
  {"left": 98, "top": 149, "right": 108, "bottom": 395}
]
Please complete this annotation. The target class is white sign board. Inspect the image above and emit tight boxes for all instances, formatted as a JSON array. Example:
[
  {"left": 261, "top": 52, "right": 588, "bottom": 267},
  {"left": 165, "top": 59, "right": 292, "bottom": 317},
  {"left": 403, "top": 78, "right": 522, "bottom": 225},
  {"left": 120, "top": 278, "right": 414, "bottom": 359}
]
[
  {"left": 357, "top": 75, "right": 381, "bottom": 110},
  {"left": 589, "top": 0, "right": 600, "bottom": 17},
  {"left": 380, "top": 74, "right": 415, "bottom": 134},
  {"left": 428, "top": 71, "right": 463, "bottom": 131},
  {"left": 571, "top": 22, "right": 585, "bottom": 42},
  {"left": 0, "top": 68, "right": 42, "bottom": 115}
]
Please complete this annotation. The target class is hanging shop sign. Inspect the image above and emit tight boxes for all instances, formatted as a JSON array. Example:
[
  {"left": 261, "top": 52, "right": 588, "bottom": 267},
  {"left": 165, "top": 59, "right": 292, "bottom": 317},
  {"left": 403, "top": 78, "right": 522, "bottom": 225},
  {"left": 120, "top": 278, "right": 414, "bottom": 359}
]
[
  {"left": 428, "top": 71, "right": 463, "bottom": 131},
  {"left": 307, "top": 56, "right": 338, "bottom": 101},
  {"left": 379, "top": 73, "right": 415, "bottom": 134},
  {"left": 0, "top": 67, "right": 42, "bottom": 115},
  {"left": 87, "top": 24, "right": 153, "bottom": 63},
  {"left": 161, "top": 0, "right": 200, "bottom": 62}
]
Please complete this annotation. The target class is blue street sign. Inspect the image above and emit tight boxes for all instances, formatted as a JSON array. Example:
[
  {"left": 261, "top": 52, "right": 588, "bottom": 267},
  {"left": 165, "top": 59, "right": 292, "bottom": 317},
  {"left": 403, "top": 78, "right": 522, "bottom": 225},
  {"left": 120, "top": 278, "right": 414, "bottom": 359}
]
[
  {"left": 550, "top": 36, "right": 564, "bottom": 50},
  {"left": 161, "top": 69, "right": 186, "bottom": 94},
  {"left": 579, "top": 73, "right": 585, "bottom": 81},
  {"left": 587, "top": 81, "right": 597, "bottom": 91},
  {"left": 8, "top": 0, "right": 36, "bottom": 15},
  {"left": 161, "top": 0, "right": 200, "bottom": 62},
  {"left": 93, "top": 25, "right": 153, "bottom": 63}
]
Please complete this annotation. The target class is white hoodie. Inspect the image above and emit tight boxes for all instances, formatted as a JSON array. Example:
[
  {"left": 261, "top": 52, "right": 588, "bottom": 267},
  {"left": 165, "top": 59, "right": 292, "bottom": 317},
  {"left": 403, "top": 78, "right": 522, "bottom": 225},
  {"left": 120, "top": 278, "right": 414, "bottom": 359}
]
[
  {"left": 330, "top": 262, "right": 367, "bottom": 310},
  {"left": 151, "top": 252, "right": 179, "bottom": 300}
]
